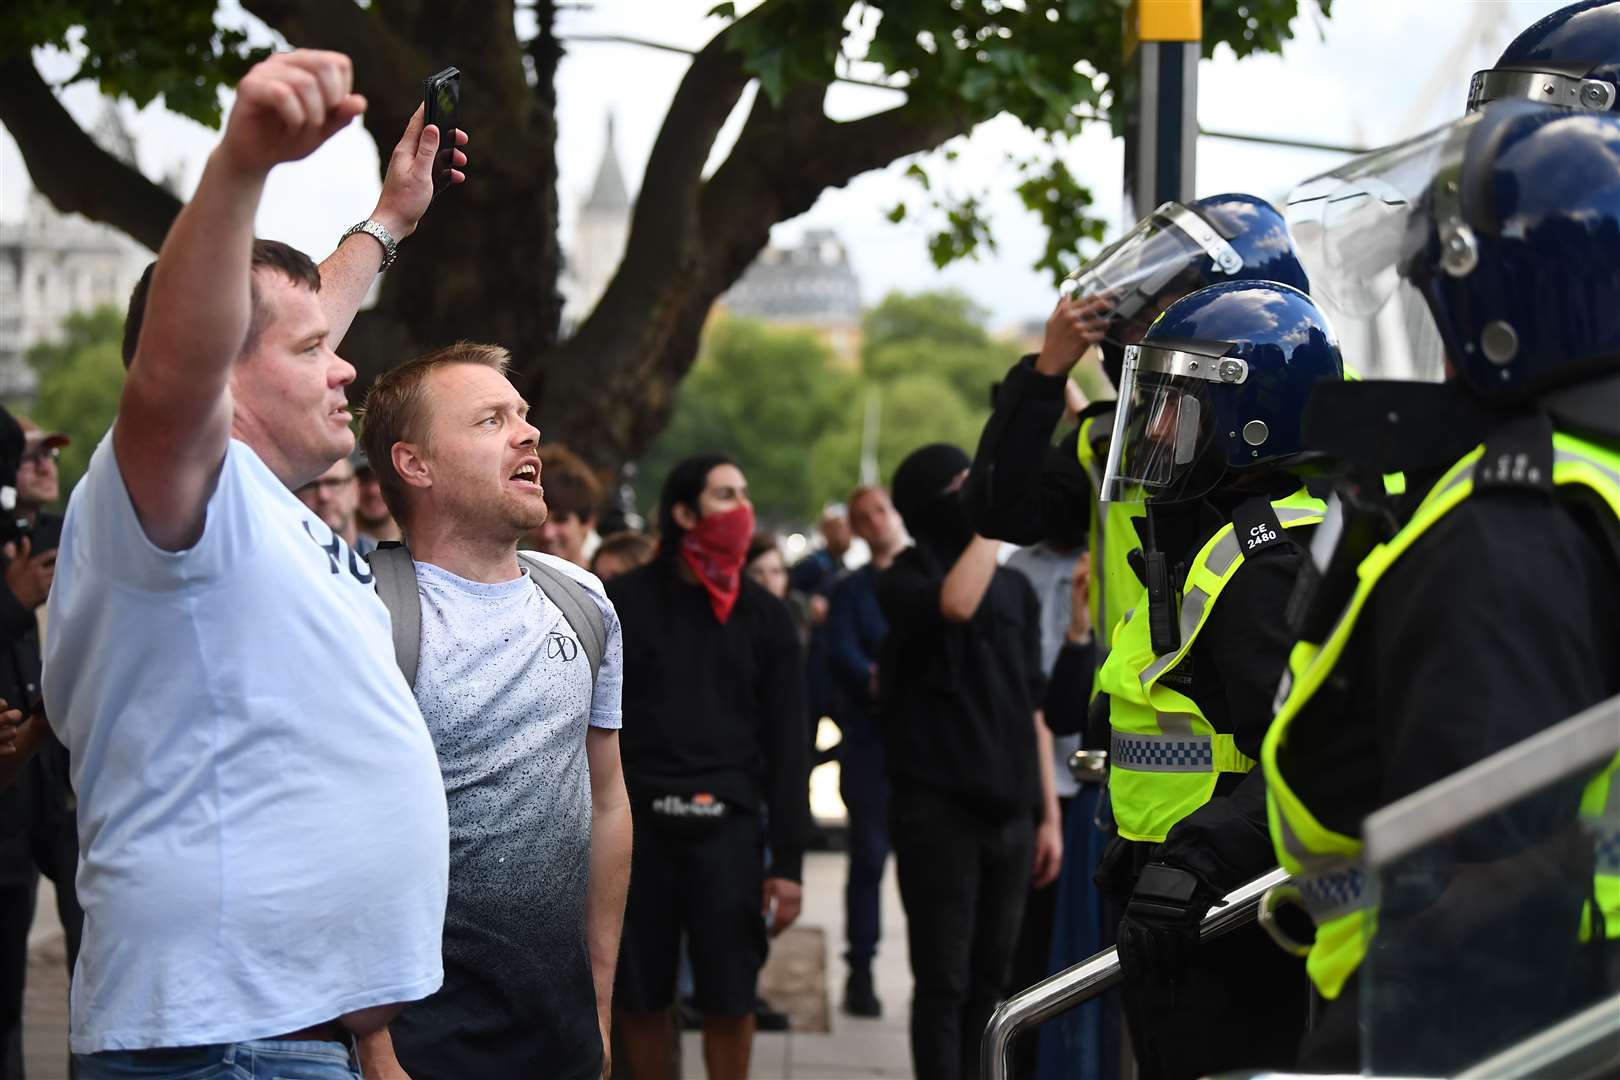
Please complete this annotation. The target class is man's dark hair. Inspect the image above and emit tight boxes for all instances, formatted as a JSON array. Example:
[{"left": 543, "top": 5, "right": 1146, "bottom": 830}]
[
  {"left": 747, "top": 533, "right": 780, "bottom": 566},
  {"left": 539, "top": 443, "right": 603, "bottom": 522},
  {"left": 120, "top": 239, "right": 322, "bottom": 369},
  {"left": 657, "top": 452, "right": 736, "bottom": 556}
]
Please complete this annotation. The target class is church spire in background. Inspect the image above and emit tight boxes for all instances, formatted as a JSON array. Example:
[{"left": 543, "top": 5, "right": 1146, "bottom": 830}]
[{"left": 584, "top": 111, "right": 630, "bottom": 213}]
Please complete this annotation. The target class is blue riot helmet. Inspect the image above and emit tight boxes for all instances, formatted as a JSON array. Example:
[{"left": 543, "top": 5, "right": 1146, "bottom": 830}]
[
  {"left": 1289, "top": 102, "right": 1620, "bottom": 404},
  {"left": 1061, "top": 193, "right": 1311, "bottom": 386},
  {"left": 1467, "top": 0, "right": 1619, "bottom": 114},
  {"left": 1098, "top": 281, "right": 1344, "bottom": 505}
]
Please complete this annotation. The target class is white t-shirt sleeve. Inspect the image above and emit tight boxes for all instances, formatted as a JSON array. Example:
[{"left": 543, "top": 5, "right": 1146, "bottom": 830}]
[
  {"left": 534, "top": 555, "right": 623, "bottom": 731},
  {"left": 71, "top": 431, "right": 262, "bottom": 591},
  {"left": 590, "top": 593, "right": 623, "bottom": 731}
]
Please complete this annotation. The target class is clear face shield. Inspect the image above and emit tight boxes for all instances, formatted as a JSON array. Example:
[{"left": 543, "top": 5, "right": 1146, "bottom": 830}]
[
  {"left": 1285, "top": 114, "right": 1480, "bottom": 382},
  {"left": 1099, "top": 343, "right": 1250, "bottom": 505},
  {"left": 1060, "top": 202, "right": 1244, "bottom": 347}
]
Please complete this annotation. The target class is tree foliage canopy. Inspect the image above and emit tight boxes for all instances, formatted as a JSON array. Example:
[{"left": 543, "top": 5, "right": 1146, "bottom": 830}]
[
  {"left": 643, "top": 288, "right": 1052, "bottom": 524},
  {"left": 21, "top": 306, "right": 127, "bottom": 498},
  {"left": 0, "top": 0, "right": 1331, "bottom": 480}
]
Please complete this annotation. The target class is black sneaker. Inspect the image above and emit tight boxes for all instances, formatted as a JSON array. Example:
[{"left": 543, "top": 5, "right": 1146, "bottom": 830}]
[
  {"left": 842, "top": 967, "right": 882, "bottom": 1018},
  {"left": 754, "top": 996, "right": 791, "bottom": 1031}
]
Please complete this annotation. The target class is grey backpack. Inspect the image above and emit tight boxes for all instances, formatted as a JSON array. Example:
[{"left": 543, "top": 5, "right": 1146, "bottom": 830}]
[{"left": 368, "top": 543, "right": 605, "bottom": 688}]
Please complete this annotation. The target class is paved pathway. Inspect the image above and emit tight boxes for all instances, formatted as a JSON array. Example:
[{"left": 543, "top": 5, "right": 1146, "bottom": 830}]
[
  {"left": 21, "top": 878, "right": 70, "bottom": 1080},
  {"left": 682, "top": 851, "right": 914, "bottom": 1079}
]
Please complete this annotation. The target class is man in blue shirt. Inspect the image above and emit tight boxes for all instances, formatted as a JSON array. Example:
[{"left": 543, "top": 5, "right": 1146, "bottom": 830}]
[{"left": 825, "top": 485, "right": 905, "bottom": 1017}]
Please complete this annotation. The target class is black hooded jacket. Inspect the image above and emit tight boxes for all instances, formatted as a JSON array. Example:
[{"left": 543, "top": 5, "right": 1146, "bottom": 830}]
[{"left": 876, "top": 444, "right": 1046, "bottom": 820}]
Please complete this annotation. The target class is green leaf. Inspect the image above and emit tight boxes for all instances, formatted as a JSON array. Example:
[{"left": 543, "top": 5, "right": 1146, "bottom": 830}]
[
  {"left": 903, "top": 163, "right": 931, "bottom": 191},
  {"left": 708, "top": 2, "right": 737, "bottom": 20},
  {"left": 886, "top": 202, "right": 908, "bottom": 224}
]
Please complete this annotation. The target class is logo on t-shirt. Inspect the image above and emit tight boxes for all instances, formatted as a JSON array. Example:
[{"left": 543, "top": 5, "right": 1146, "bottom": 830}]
[
  {"left": 302, "top": 520, "right": 374, "bottom": 585},
  {"left": 546, "top": 631, "right": 579, "bottom": 663}
]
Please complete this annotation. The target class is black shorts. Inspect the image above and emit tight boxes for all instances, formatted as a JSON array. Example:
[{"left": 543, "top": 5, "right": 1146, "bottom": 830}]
[{"left": 615, "top": 805, "right": 768, "bottom": 1017}]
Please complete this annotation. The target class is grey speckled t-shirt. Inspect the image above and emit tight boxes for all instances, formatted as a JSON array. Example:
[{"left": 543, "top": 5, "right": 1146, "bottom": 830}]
[{"left": 390, "top": 556, "right": 623, "bottom": 1080}]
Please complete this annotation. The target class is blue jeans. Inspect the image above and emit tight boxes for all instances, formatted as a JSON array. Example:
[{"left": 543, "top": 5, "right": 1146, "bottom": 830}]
[
  {"left": 838, "top": 708, "right": 889, "bottom": 969},
  {"left": 74, "top": 1039, "right": 359, "bottom": 1080}
]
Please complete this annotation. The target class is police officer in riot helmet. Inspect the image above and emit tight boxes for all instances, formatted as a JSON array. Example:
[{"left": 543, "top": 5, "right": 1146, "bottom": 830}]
[
  {"left": 967, "top": 194, "right": 1313, "bottom": 674},
  {"left": 1265, "top": 97, "right": 1620, "bottom": 1073},
  {"left": 962, "top": 194, "right": 1319, "bottom": 1080},
  {"left": 1088, "top": 279, "right": 1342, "bottom": 1080},
  {"left": 1466, "top": 0, "right": 1619, "bottom": 115}
]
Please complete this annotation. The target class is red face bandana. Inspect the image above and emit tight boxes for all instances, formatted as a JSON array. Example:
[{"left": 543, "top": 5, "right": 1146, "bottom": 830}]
[{"left": 680, "top": 503, "right": 756, "bottom": 623}]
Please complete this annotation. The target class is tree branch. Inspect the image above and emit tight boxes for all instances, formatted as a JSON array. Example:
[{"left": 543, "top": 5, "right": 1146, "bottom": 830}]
[
  {"left": 0, "top": 53, "right": 179, "bottom": 253},
  {"left": 240, "top": 0, "right": 427, "bottom": 146}
]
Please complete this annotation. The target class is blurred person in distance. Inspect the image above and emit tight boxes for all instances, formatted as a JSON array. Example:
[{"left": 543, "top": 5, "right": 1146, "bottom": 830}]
[
  {"left": 0, "top": 406, "right": 81, "bottom": 1080},
  {"left": 824, "top": 484, "right": 907, "bottom": 1018},
  {"left": 353, "top": 450, "right": 401, "bottom": 545},
  {"left": 524, "top": 444, "right": 602, "bottom": 568},
  {"left": 590, "top": 531, "right": 655, "bottom": 583},
  {"left": 296, "top": 453, "right": 374, "bottom": 556},
  {"left": 746, "top": 533, "right": 815, "bottom": 646}
]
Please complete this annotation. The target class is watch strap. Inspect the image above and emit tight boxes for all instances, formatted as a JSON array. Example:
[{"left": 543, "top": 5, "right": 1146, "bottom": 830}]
[{"left": 342, "top": 219, "right": 398, "bottom": 272}]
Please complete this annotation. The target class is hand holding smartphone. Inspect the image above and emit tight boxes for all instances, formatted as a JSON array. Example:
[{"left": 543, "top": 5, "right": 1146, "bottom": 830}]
[{"left": 423, "top": 66, "right": 461, "bottom": 194}]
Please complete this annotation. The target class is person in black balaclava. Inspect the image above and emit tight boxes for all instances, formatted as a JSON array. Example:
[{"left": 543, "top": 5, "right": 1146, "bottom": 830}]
[{"left": 876, "top": 443, "right": 1061, "bottom": 1080}]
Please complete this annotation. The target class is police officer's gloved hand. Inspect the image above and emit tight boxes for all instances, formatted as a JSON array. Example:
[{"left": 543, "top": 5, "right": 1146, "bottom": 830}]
[{"left": 1117, "top": 862, "right": 1220, "bottom": 988}]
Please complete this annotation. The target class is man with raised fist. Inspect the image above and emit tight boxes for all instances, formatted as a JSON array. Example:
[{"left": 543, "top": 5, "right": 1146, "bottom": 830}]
[{"left": 42, "top": 50, "right": 467, "bottom": 1079}]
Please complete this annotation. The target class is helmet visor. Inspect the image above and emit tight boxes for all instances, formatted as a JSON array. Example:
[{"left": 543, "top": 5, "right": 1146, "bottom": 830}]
[
  {"left": 1100, "top": 344, "right": 1235, "bottom": 505},
  {"left": 1061, "top": 202, "right": 1244, "bottom": 347},
  {"left": 1285, "top": 114, "right": 1480, "bottom": 319}
]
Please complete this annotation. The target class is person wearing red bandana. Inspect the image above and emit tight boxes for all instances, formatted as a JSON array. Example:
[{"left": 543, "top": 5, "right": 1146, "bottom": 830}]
[{"left": 607, "top": 454, "right": 810, "bottom": 1080}]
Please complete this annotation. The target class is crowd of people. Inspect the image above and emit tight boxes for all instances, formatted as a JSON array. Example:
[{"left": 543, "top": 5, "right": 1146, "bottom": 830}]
[{"left": 0, "top": 4, "right": 1618, "bottom": 1080}]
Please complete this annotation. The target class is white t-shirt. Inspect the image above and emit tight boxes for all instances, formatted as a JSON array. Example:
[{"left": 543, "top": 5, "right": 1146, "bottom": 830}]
[{"left": 42, "top": 435, "right": 449, "bottom": 1053}]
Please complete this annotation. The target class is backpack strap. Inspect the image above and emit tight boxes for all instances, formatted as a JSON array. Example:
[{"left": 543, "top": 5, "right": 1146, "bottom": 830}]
[
  {"left": 518, "top": 552, "right": 606, "bottom": 682},
  {"left": 367, "top": 542, "right": 422, "bottom": 689}
]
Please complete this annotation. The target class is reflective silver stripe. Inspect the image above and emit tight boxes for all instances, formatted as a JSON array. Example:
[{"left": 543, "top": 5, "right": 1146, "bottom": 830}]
[
  {"left": 1139, "top": 507, "right": 1323, "bottom": 686},
  {"left": 1203, "top": 532, "right": 1244, "bottom": 579},
  {"left": 1206, "top": 506, "right": 1323, "bottom": 578},
  {"left": 1112, "top": 731, "right": 1213, "bottom": 773},
  {"left": 1140, "top": 585, "right": 1211, "bottom": 685},
  {"left": 1156, "top": 711, "right": 1197, "bottom": 736},
  {"left": 1556, "top": 448, "right": 1620, "bottom": 492},
  {"left": 1296, "top": 862, "right": 1368, "bottom": 923}
]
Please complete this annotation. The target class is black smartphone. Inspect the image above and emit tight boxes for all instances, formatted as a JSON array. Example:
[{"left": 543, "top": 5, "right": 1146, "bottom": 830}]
[{"left": 423, "top": 66, "right": 461, "bottom": 193}]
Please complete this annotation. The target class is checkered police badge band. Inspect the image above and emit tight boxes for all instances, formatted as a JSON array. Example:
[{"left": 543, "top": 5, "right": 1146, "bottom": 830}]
[
  {"left": 1111, "top": 732, "right": 1215, "bottom": 772},
  {"left": 1298, "top": 863, "right": 1367, "bottom": 923}
]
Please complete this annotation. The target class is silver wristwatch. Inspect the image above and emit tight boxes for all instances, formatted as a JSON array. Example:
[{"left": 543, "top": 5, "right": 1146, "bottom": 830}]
[{"left": 341, "top": 219, "right": 399, "bottom": 272}]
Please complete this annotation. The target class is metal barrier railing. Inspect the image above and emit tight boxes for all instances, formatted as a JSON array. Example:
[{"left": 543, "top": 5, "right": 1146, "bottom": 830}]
[{"left": 980, "top": 866, "right": 1290, "bottom": 1080}]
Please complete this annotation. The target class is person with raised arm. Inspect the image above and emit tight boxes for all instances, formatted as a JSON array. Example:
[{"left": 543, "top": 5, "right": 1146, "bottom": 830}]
[{"left": 42, "top": 49, "right": 468, "bottom": 1080}]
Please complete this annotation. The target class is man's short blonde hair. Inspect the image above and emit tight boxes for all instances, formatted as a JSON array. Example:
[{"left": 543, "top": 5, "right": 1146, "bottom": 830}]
[{"left": 358, "top": 342, "right": 512, "bottom": 529}]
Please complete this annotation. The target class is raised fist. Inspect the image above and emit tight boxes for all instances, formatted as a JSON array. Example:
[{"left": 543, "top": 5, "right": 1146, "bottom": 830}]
[{"left": 220, "top": 50, "right": 366, "bottom": 174}]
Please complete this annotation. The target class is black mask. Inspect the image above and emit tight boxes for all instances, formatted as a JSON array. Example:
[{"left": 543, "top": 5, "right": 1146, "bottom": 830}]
[{"left": 892, "top": 443, "right": 974, "bottom": 559}]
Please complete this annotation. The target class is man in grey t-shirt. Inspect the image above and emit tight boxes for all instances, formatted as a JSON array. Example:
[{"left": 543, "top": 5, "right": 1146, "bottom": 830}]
[{"left": 356, "top": 344, "right": 632, "bottom": 1080}]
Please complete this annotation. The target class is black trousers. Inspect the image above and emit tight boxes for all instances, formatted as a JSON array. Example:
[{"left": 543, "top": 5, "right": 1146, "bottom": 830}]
[
  {"left": 0, "top": 811, "right": 83, "bottom": 1080},
  {"left": 1006, "top": 796, "right": 1072, "bottom": 1080},
  {"left": 891, "top": 785, "right": 1033, "bottom": 1080}
]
